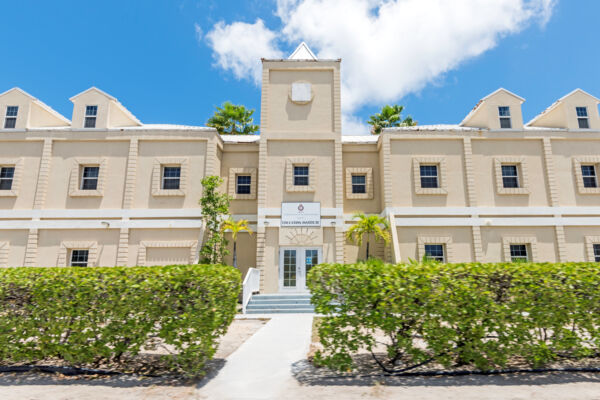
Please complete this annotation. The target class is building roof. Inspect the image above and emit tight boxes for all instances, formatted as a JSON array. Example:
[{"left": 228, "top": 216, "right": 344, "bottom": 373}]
[
  {"left": 459, "top": 88, "right": 525, "bottom": 127},
  {"left": 0, "top": 87, "right": 71, "bottom": 125},
  {"left": 526, "top": 88, "right": 600, "bottom": 127},
  {"left": 70, "top": 87, "right": 142, "bottom": 126},
  {"left": 386, "top": 124, "right": 482, "bottom": 132},
  {"left": 220, "top": 134, "right": 261, "bottom": 143}
]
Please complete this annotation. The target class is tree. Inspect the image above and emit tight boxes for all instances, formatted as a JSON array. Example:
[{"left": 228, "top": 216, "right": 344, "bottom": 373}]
[
  {"left": 367, "top": 104, "right": 416, "bottom": 135},
  {"left": 199, "top": 176, "right": 231, "bottom": 264},
  {"left": 206, "top": 101, "right": 259, "bottom": 135},
  {"left": 346, "top": 212, "right": 391, "bottom": 260},
  {"left": 222, "top": 218, "right": 253, "bottom": 270}
]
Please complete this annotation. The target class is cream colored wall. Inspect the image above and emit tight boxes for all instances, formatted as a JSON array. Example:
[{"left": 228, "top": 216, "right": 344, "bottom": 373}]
[
  {"left": 265, "top": 140, "right": 335, "bottom": 208},
  {"left": 46, "top": 140, "right": 129, "bottom": 209},
  {"left": 389, "top": 139, "right": 468, "bottom": 207},
  {"left": 224, "top": 231, "right": 257, "bottom": 280},
  {"left": 396, "top": 226, "right": 474, "bottom": 262},
  {"left": 0, "top": 230, "right": 28, "bottom": 266},
  {"left": 564, "top": 227, "right": 600, "bottom": 262},
  {"left": 71, "top": 91, "right": 111, "bottom": 129},
  {"left": 463, "top": 91, "right": 524, "bottom": 130},
  {"left": 37, "top": 229, "right": 120, "bottom": 266},
  {"left": 29, "top": 102, "right": 69, "bottom": 127},
  {"left": 471, "top": 139, "right": 550, "bottom": 207},
  {"left": 480, "top": 226, "right": 557, "bottom": 263},
  {"left": 262, "top": 227, "right": 280, "bottom": 293},
  {"left": 551, "top": 140, "right": 599, "bottom": 206},
  {"left": 135, "top": 140, "right": 206, "bottom": 208},
  {"left": 0, "top": 140, "right": 43, "bottom": 209},
  {"left": 220, "top": 144, "right": 259, "bottom": 215},
  {"left": 342, "top": 146, "right": 382, "bottom": 214},
  {"left": 0, "top": 90, "right": 32, "bottom": 130},
  {"left": 560, "top": 91, "right": 600, "bottom": 130}
]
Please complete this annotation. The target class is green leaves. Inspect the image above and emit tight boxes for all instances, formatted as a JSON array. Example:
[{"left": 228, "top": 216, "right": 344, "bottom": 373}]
[
  {"left": 0, "top": 264, "right": 241, "bottom": 378},
  {"left": 367, "top": 104, "right": 416, "bottom": 135},
  {"left": 206, "top": 101, "right": 259, "bottom": 135},
  {"left": 308, "top": 261, "right": 600, "bottom": 372},
  {"left": 199, "top": 176, "right": 231, "bottom": 264}
]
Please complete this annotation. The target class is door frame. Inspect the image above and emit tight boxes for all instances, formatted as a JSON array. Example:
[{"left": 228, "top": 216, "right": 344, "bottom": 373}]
[{"left": 278, "top": 246, "right": 322, "bottom": 292}]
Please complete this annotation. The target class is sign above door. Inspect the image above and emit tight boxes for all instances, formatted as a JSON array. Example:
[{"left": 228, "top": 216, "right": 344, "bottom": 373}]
[{"left": 281, "top": 202, "right": 321, "bottom": 227}]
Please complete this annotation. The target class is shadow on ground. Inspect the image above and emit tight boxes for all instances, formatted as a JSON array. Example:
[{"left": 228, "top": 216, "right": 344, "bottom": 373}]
[
  {"left": 291, "top": 359, "right": 600, "bottom": 387},
  {"left": 0, "top": 358, "right": 225, "bottom": 389}
]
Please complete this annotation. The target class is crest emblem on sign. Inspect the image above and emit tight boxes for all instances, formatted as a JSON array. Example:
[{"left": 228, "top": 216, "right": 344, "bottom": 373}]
[{"left": 298, "top": 204, "right": 304, "bottom": 212}]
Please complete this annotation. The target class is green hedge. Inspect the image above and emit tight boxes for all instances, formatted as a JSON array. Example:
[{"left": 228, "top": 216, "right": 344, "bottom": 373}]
[
  {"left": 0, "top": 265, "right": 241, "bottom": 377},
  {"left": 308, "top": 261, "right": 600, "bottom": 372}
]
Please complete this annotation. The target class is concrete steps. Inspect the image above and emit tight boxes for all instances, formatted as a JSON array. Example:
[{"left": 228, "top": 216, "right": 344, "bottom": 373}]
[{"left": 245, "top": 293, "right": 314, "bottom": 314}]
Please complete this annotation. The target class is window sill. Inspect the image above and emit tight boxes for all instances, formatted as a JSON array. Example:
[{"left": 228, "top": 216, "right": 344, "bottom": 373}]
[
  {"left": 496, "top": 188, "right": 530, "bottom": 195},
  {"left": 415, "top": 187, "right": 448, "bottom": 195},
  {"left": 0, "top": 190, "right": 18, "bottom": 197},
  {"left": 152, "top": 189, "right": 186, "bottom": 197},
  {"left": 69, "top": 190, "right": 104, "bottom": 197}
]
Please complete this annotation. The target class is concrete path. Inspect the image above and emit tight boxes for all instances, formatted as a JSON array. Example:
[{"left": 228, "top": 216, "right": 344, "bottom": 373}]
[{"left": 198, "top": 314, "right": 314, "bottom": 400}]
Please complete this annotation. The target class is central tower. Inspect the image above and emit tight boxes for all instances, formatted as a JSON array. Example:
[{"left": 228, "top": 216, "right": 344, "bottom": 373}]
[{"left": 255, "top": 43, "right": 345, "bottom": 293}]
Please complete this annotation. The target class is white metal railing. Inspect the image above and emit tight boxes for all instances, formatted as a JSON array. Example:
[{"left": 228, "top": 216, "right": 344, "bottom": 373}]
[{"left": 242, "top": 268, "right": 260, "bottom": 314}]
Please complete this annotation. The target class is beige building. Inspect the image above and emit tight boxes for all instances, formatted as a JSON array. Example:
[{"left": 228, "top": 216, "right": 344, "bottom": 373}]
[{"left": 1, "top": 43, "right": 600, "bottom": 293}]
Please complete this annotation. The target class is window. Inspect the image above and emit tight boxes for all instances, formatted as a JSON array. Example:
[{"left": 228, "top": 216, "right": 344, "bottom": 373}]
[
  {"left": 84, "top": 105, "right": 98, "bottom": 128},
  {"left": 236, "top": 175, "right": 251, "bottom": 194},
  {"left": 576, "top": 107, "right": 589, "bottom": 129},
  {"left": 498, "top": 106, "right": 512, "bottom": 129},
  {"left": 0, "top": 166, "right": 15, "bottom": 190},
  {"left": 80, "top": 166, "right": 99, "bottom": 190},
  {"left": 161, "top": 166, "right": 181, "bottom": 190},
  {"left": 70, "top": 249, "right": 89, "bottom": 267},
  {"left": 4, "top": 106, "right": 18, "bottom": 129},
  {"left": 293, "top": 165, "right": 309, "bottom": 186},
  {"left": 510, "top": 244, "right": 529, "bottom": 262},
  {"left": 594, "top": 244, "right": 600, "bottom": 262},
  {"left": 420, "top": 165, "right": 439, "bottom": 188},
  {"left": 581, "top": 165, "right": 598, "bottom": 188},
  {"left": 424, "top": 244, "right": 445, "bottom": 262},
  {"left": 351, "top": 174, "right": 366, "bottom": 194},
  {"left": 501, "top": 164, "right": 520, "bottom": 188}
]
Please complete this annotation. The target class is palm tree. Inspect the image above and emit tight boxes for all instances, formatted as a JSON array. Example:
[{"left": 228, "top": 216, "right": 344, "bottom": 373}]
[
  {"left": 346, "top": 212, "right": 391, "bottom": 260},
  {"left": 222, "top": 218, "right": 253, "bottom": 269},
  {"left": 367, "top": 104, "right": 416, "bottom": 135},
  {"left": 207, "top": 102, "right": 259, "bottom": 135}
]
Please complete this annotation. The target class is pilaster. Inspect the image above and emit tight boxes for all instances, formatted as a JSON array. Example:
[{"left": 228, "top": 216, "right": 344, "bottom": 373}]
[
  {"left": 471, "top": 225, "right": 484, "bottom": 262},
  {"left": 463, "top": 137, "right": 477, "bottom": 207},
  {"left": 33, "top": 139, "right": 53, "bottom": 209},
  {"left": 542, "top": 138, "right": 559, "bottom": 207},
  {"left": 122, "top": 138, "right": 138, "bottom": 209},
  {"left": 116, "top": 228, "right": 129, "bottom": 266},
  {"left": 554, "top": 225, "right": 567, "bottom": 262},
  {"left": 24, "top": 229, "right": 39, "bottom": 267}
]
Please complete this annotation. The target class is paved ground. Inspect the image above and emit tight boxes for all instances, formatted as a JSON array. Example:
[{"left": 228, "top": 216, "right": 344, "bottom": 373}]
[{"left": 3, "top": 315, "right": 600, "bottom": 399}]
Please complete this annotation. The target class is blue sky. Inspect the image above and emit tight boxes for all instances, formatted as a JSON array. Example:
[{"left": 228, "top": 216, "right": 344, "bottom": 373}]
[{"left": 1, "top": 1, "right": 598, "bottom": 133}]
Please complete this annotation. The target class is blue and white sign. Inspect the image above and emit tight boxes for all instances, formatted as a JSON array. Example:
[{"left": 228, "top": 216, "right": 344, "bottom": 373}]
[{"left": 281, "top": 202, "right": 321, "bottom": 227}]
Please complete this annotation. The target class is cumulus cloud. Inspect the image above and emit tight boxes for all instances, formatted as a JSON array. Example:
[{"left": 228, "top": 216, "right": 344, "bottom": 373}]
[
  {"left": 203, "top": 0, "right": 557, "bottom": 133},
  {"left": 205, "top": 19, "right": 283, "bottom": 84}
]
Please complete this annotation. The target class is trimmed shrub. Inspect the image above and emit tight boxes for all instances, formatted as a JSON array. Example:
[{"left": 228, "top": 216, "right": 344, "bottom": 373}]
[
  {"left": 0, "top": 264, "right": 241, "bottom": 377},
  {"left": 308, "top": 261, "right": 600, "bottom": 372}
]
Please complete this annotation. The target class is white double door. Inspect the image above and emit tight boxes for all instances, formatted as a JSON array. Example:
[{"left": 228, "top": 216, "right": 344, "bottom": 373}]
[{"left": 279, "top": 247, "right": 322, "bottom": 292}]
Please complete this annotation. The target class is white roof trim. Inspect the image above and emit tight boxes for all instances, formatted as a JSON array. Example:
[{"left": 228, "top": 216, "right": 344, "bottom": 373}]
[
  {"left": 288, "top": 42, "right": 318, "bottom": 60},
  {"left": 526, "top": 88, "right": 600, "bottom": 127},
  {"left": 0, "top": 87, "right": 71, "bottom": 124},
  {"left": 69, "top": 86, "right": 117, "bottom": 101},
  {"left": 460, "top": 88, "right": 525, "bottom": 126}
]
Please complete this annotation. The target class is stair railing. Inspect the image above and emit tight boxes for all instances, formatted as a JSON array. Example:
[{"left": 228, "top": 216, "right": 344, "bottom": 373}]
[{"left": 242, "top": 268, "right": 261, "bottom": 314}]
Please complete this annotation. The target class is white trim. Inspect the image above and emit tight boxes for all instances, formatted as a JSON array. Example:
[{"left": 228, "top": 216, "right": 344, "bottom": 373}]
[
  {"left": 384, "top": 206, "right": 600, "bottom": 216},
  {"left": 0, "top": 219, "right": 203, "bottom": 230}
]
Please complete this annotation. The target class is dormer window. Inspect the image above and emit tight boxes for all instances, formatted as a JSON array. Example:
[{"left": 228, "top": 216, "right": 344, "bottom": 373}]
[
  {"left": 498, "top": 106, "right": 512, "bottom": 129},
  {"left": 576, "top": 107, "right": 589, "bottom": 129},
  {"left": 84, "top": 105, "right": 98, "bottom": 128},
  {"left": 4, "top": 106, "right": 18, "bottom": 129}
]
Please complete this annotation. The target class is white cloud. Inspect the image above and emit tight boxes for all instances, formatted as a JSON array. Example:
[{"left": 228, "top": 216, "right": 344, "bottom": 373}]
[
  {"left": 194, "top": 23, "right": 203, "bottom": 41},
  {"left": 205, "top": 19, "right": 283, "bottom": 84},
  {"left": 203, "top": 0, "right": 557, "bottom": 133}
]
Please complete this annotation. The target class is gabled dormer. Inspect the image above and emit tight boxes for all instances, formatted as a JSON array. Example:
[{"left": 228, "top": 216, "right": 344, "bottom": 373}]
[
  {"left": 526, "top": 89, "right": 600, "bottom": 131},
  {"left": 0, "top": 87, "right": 70, "bottom": 130},
  {"left": 70, "top": 87, "right": 141, "bottom": 129},
  {"left": 460, "top": 88, "right": 525, "bottom": 130}
]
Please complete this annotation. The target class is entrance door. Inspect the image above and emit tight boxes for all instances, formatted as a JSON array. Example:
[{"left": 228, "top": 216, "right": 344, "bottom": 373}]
[{"left": 279, "top": 247, "right": 321, "bottom": 292}]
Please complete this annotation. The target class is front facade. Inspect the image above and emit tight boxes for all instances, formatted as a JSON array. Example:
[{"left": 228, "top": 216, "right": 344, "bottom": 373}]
[{"left": 1, "top": 44, "right": 600, "bottom": 293}]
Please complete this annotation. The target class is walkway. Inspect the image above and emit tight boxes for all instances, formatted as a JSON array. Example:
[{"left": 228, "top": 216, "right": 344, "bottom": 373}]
[{"left": 198, "top": 314, "right": 314, "bottom": 400}]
